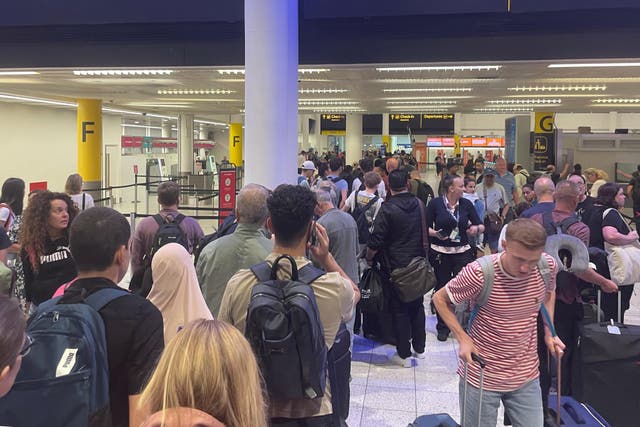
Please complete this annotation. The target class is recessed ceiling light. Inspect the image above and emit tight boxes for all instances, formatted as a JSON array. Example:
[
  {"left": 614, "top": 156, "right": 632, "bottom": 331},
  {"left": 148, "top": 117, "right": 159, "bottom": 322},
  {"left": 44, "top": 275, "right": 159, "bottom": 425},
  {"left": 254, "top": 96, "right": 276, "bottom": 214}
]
[
  {"left": 376, "top": 78, "right": 499, "bottom": 84},
  {"left": 487, "top": 99, "right": 561, "bottom": 105},
  {"left": 382, "top": 96, "right": 475, "bottom": 100},
  {"left": 383, "top": 88, "right": 472, "bottom": 93},
  {"left": 298, "top": 68, "right": 331, "bottom": 73},
  {"left": 376, "top": 65, "right": 501, "bottom": 72},
  {"left": 73, "top": 69, "right": 173, "bottom": 76},
  {"left": 0, "top": 71, "right": 39, "bottom": 76},
  {"left": 387, "top": 106, "right": 455, "bottom": 110},
  {"left": 121, "top": 124, "right": 163, "bottom": 130},
  {"left": 216, "top": 69, "right": 246, "bottom": 75},
  {"left": 299, "top": 88, "right": 349, "bottom": 94},
  {"left": 508, "top": 85, "right": 606, "bottom": 92},
  {"left": 102, "top": 107, "right": 143, "bottom": 115},
  {"left": 548, "top": 62, "right": 640, "bottom": 68},
  {"left": 194, "top": 119, "right": 228, "bottom": 126},
  {"left": 299, "top": 101, "right": 359, "bottom": 106},
  {"left": 592, "top": 98, "right": 640, "bottom": 103},
  {"left": 474, "top": 107, "right": 534, "bottom": 113},
  {"left": 387, "top": 100, "right": 457, "bottom": 105},
  {"left": 157, "top": 89, "right": 235, "bottom": 95},
  {"left": 0, "top": 93, "right": 76, "bottom": 107}
]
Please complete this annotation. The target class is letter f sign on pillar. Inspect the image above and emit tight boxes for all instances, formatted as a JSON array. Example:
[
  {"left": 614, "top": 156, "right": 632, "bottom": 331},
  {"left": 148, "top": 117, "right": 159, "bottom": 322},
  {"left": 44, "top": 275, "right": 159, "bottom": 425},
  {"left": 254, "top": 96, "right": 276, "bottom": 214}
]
[{"left": 82, "top": 121, "right": 95, "bottom": 143}]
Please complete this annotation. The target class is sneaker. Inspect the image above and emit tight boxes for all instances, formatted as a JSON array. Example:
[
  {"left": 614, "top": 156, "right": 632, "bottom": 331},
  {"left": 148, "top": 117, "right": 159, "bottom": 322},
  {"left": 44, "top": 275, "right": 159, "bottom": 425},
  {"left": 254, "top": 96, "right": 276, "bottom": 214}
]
[
  {"left": 437, "top": 331, "right": 449, "bottom": 342},
  {"left": 413, "top": 350, "right": 426, "bottom": 359},
  {"left": 391, "top": 354, "right": 413, "bottom": 368}
]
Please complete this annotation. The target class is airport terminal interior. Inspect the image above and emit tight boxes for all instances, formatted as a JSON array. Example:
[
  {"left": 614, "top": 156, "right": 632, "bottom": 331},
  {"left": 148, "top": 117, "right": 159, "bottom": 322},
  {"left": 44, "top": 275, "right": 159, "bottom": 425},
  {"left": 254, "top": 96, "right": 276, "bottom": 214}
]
[{"left": 1, "top": 1, "right": 640, "bottom": 426}]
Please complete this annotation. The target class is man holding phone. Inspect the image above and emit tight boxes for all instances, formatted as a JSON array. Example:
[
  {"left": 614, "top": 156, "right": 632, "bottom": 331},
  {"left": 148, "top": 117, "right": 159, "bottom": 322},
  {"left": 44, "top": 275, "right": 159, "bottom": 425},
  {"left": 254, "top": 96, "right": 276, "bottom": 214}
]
[{"left": 219, "top": 184, "right": 359, "bottom": 426}]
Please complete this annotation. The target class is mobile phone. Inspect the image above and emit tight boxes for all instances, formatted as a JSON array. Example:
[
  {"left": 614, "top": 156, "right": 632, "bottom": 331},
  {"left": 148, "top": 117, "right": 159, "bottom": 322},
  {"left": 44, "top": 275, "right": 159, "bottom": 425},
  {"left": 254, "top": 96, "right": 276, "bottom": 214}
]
[{"left": 310, "top": 222, "right": 318, "bottom": 246}]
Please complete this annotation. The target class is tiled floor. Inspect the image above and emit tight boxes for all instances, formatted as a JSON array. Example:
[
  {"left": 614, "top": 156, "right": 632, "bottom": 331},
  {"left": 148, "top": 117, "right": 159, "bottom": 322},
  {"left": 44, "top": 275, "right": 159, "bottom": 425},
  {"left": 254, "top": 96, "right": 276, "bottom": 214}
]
[
  {"left": 347, "top": 285, "right": 640, "bottom": 427},
  {"left": 347, "top": 312, "right": 504, "bottom": 427}
]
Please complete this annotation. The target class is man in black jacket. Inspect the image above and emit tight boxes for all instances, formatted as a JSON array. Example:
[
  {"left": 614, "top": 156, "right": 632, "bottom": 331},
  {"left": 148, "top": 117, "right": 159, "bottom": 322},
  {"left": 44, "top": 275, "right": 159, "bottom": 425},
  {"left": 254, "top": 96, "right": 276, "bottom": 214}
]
[{"left": 366, "top": 170, "right": 426, "bottom": 367}]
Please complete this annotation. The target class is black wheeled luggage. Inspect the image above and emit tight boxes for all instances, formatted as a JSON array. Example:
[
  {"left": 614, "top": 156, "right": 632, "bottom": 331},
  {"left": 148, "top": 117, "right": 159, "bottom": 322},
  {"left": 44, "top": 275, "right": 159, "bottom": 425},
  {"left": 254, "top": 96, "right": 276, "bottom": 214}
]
[{"left": 572, "top": 291, "right": 640, "bottom": 427}]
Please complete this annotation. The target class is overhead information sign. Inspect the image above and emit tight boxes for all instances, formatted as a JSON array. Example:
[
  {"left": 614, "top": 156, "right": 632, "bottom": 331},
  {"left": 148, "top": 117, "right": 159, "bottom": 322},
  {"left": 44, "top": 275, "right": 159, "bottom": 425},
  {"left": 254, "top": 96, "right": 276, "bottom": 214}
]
[
  {"left": 362, "top": 114, "right": 383, "bottom": 135},
  {"left": 320, "top": 114, "right": 346, "bottom": 135},
  {"left": 415, "top": 113, "right": 455, "bottom": 135},
  {"left": 389, "top": 114, "right": 420, "bottom": 135}
]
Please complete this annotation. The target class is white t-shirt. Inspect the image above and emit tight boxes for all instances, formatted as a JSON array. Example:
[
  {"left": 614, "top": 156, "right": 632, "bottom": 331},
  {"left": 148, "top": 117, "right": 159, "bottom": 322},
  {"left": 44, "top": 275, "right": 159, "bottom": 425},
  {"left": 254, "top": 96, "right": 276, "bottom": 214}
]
[
  {"left": 344, "top": 190, "right": 382, "bottom": 225},
  {"left": 70, "top": 193, "right": 95, "bottom": 211},
  {"left": 352, "top": 177, "right": 386, "bottom": 200},
  {"left": 0, "top": 206, "right": 14, "bottom": 229}
]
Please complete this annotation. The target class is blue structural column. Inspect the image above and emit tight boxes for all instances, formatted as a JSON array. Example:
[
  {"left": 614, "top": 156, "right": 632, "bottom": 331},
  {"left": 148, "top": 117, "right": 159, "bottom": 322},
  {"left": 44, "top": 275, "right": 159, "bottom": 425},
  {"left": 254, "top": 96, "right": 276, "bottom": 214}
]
[{"left": 244, "top": 0, "right": 298, "bottom": 188}]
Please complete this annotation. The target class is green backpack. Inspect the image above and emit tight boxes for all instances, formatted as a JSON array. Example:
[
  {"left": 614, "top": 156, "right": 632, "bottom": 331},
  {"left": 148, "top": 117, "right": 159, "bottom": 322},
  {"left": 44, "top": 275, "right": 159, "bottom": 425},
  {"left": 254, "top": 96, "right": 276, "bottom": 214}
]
[{"left": 0, "top": 262, "right": 16, "bottom": 297}]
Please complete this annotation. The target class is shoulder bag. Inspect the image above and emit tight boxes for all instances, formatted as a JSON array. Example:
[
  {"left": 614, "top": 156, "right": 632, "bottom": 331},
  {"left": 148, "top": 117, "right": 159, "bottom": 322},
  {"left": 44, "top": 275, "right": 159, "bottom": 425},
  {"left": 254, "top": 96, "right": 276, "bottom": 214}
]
[
  {"left": 602, "top": 208, "right": 640, "bottom": 285},
  {"left": 389, "top": 199, "right": 436, "bottom": 303}
]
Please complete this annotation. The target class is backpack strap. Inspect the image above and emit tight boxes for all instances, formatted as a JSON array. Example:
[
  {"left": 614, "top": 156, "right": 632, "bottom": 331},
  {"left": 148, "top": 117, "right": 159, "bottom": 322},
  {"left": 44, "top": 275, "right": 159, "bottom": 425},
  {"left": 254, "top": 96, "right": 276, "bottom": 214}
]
[
  {"left": 537, "top": 256, "right": 553, "bottom": 293},
  {"left": 541, "top": 210, "right": 558, "bottom": 235},
  {"left": 173, "top": 214, "right": 186, "bottom": 225},
  {"left": 84, "top": 288, "right": 130, "bottom": 312},
  {"left": 250, "top": 261, "right": 272, "bottom": 283},
  {"left": 297, "top": 263, "right": 326, "bottom": 285},
  {"left": 467, "top": 255, "right": 495, "bottom": 329},
  {"left": 558, "top": 215, "right": 580, "bottom": 234},
  {"left": 153, "top": 214, "right": 164, "bottom": 226},
  {"left": 358, "top": 196, "right": 379, "bottom": 220}
]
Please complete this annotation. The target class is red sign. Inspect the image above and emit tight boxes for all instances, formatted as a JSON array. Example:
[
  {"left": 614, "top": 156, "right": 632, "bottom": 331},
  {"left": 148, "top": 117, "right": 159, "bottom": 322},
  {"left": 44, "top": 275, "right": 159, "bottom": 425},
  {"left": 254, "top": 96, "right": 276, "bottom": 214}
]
[
  {"left": 218, "top": 169, "right": 237, "bottom": 227},
  {"left": 121, "top": 136, "right": 143, "bottom": 147},
  {"left": 29, "top": 181, "right": 48, "bottom": 192},
  {"left": 133, "top": 165, "right": 139, "bottom": 175}
]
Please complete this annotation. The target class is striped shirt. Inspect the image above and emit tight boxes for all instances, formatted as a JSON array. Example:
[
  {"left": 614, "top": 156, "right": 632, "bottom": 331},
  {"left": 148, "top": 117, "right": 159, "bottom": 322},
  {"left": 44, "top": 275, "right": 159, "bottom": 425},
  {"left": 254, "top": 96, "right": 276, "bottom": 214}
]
[{"left": 446, "top": 253, "right": 557, "bottom": 392}]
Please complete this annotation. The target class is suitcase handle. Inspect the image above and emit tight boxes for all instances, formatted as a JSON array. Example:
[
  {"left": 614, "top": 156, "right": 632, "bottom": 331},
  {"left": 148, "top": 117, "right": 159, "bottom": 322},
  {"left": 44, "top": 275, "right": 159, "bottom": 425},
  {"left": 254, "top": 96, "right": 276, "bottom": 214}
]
[{"left": 471, "top": 353, "right": 486, "bottom": 369}]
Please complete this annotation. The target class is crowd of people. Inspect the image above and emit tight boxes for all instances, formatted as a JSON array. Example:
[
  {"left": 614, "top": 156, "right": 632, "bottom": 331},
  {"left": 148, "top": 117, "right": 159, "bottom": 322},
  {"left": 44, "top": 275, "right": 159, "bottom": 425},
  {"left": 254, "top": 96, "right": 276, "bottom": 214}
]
[{"left": 0, "top": 153, "right": 638, "bottom": 427}]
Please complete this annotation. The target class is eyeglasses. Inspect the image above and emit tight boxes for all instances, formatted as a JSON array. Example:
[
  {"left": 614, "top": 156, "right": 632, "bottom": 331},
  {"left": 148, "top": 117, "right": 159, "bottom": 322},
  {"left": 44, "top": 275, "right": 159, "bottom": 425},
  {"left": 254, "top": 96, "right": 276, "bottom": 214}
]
[{"left": 19, "top": 335, "right": 34, "bottom": 358}]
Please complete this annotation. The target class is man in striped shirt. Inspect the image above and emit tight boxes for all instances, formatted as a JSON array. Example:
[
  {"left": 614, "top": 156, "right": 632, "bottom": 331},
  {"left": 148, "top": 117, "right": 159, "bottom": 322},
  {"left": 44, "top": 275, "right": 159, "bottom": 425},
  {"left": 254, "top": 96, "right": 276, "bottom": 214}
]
[{"left": 433, "top": 219, "right": 565, "bottom": 427}]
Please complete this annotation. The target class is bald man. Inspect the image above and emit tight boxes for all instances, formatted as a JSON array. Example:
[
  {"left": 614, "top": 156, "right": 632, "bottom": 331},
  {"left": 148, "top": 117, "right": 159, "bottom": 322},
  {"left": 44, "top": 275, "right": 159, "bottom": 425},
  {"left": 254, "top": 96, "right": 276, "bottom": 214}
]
[{"left": 520, "top": 176, "right": 555, "bottom": 218}]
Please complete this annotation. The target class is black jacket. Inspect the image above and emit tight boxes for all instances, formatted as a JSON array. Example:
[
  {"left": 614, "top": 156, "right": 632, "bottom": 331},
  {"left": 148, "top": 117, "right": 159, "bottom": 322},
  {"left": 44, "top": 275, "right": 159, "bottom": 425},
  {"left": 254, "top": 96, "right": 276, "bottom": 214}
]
[{"left": 367, "top": 192, "right": 424, "bottom": 272}]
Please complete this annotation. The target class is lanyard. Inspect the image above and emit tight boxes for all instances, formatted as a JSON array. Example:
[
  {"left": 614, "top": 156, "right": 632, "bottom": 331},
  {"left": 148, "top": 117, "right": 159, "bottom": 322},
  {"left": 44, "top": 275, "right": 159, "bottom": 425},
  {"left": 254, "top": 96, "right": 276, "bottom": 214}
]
[{"left": 442, "top": 197, "right": 459, "bottom": 223}]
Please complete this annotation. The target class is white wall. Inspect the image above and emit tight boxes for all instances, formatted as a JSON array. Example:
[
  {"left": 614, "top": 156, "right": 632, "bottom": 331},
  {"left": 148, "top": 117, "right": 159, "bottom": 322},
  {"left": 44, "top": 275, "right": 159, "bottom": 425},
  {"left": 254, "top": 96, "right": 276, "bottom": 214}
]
[{"left": 0, "top": 103, "right": 121, "bottom": 192}]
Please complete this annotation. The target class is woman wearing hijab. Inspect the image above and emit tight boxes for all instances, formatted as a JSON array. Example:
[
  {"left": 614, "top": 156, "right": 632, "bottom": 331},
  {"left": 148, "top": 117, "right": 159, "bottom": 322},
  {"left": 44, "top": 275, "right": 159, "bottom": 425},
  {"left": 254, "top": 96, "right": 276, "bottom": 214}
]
[{"left": 147, "top": 243, "right": 213, "bottom": 342}]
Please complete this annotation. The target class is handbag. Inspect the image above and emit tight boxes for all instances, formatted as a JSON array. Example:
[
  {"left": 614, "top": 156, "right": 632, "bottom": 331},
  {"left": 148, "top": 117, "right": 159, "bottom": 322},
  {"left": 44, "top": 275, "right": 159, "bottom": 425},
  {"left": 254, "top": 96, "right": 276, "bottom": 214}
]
[
  {"left": 482, "top": 187, "right": 503, "bottom": 234},
  {"left": 389, "top": 200, "right": 436, "bottom": 303},
  {"left": 602, "top": 208, "right": 640, "bottom": 285},
  {"left": 358, "top": 264, "right": 387, "bottom": 313}
]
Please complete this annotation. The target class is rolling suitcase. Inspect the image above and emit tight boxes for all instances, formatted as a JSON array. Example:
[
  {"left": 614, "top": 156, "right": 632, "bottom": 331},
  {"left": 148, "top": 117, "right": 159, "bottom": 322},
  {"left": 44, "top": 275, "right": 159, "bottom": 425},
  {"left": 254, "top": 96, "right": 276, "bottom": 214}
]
[
  {"left": 548, "top": 337, "right": 610, "bottom": 427},
  {"left": 409, "top": 355, "right": 486, "bottom": 427},
  {"left": 571, "top": 290, "right": 640, "bottom": 427}
]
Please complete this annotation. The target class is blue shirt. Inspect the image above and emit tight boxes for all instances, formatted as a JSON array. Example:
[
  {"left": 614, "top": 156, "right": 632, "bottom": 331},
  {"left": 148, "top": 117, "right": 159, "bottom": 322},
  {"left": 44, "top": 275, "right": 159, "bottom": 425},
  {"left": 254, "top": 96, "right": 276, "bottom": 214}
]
[
  {"left": 520, "top": 202, "right": 555, "bottom": 219},
  {"left": 495, "top": 172, "right": 517, "bottom": 206},
  {"left": 425, "top": 196, "right": 482, "bottom": 248}
]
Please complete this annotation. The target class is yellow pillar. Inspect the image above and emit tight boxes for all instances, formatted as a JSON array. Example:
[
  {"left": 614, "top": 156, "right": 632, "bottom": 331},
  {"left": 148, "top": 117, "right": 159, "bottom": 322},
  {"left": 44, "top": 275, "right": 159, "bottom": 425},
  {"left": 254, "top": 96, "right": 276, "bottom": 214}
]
[
  {"left": 229, "top": 123, "right": 243, "bottom": 166},
  {"left": 77, "top": 99, "right": 102, "bottom": 188}
]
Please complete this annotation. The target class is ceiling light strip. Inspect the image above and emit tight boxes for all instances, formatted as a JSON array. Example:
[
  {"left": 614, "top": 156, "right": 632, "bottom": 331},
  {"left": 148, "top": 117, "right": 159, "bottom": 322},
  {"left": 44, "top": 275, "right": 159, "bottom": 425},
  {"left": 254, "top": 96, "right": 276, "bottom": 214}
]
[
  {"left": 592, "top": 98, "right": 640, "bottom": 103},
  {"left": 383, "top": 88, "right": 472, "bottom": 93},
  {"left": 157, "top": 89, "right": 235, "bottom": 95},
  {"left": 387, "top": 100, "right": 457, "bottom": 105},
  {"left": 487, "top": 99, "right": 561, "bottom": 104},
  {"left": 548, "top": 62, "right": 640, "bottom": 68},
  {"left": 73, "top": 69, "right": 173, "bottom": 76},
  {"left": 299, "top": 89, "right": 349, "bottom": 94},
  {"left": 474, "top": 108, "right": 534, "bottom": 113},
  {"left": 507, "top": 85, "right": 606, "bottom": 92},
  {"left": 376, "top": 65, "right": 501, "bottom": 72},
  {"left": 0, "top": 71, "right": 39, "bottom": 76}
]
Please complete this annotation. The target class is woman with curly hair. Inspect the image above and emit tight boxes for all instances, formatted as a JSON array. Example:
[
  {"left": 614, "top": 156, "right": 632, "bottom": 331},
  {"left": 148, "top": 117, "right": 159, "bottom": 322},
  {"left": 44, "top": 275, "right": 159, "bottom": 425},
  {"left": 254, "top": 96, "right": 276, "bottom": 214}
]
[
  {"left": 139, "top": 319, "right": 267, "bottom": 427},
  {"left": 20, "top": 191, "right": 78, "bottom": 308}
]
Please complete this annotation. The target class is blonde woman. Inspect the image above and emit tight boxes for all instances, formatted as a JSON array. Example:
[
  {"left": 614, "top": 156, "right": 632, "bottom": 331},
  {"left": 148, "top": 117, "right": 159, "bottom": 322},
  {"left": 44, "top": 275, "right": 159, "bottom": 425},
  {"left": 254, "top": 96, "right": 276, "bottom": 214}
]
[
  {"left": 65, "top": 173, "right": 95, "bottom": 211},
  {"left": 139, "top": 319, "right": 267, "bottom": 427},
  {"left": 585, "top": 168, "right": 609, "bottom": 197}
]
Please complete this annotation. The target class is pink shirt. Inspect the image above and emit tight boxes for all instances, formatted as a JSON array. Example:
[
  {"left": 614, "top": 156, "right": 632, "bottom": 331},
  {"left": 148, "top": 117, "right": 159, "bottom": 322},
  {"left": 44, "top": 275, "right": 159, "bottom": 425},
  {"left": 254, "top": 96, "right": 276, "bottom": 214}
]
[{"left": 446, "top": 253, "right": 557, "bottom": 392}]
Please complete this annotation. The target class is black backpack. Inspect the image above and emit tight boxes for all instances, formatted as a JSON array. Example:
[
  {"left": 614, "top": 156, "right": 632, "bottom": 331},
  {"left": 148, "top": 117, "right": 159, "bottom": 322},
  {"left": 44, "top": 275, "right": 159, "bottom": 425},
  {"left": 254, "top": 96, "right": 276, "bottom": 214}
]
[
  {"left": 410, "top": 179, "right": 434, "bottom": 206},
  {"left": 130, "top": 213, "right": 188, "bottom": 297},
  {"left": 245, "top": 255, "right": 328, "bottom": 400},
  {"left": 351, "top": 196, "right": 379, "bottom": 244},
  {"left": 193, "top": 213, "right": 238, "bottom": 266}
]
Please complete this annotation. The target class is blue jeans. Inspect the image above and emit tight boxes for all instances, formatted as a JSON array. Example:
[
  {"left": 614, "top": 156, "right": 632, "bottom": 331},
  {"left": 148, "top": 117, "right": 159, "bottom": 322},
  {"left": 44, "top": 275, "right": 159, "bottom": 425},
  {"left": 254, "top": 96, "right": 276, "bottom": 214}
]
[{"left": 459, "top": 377, "right": 543, "bottom": 427}]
